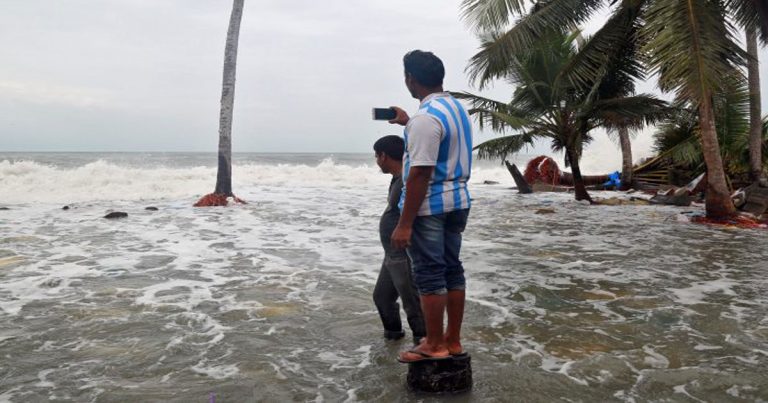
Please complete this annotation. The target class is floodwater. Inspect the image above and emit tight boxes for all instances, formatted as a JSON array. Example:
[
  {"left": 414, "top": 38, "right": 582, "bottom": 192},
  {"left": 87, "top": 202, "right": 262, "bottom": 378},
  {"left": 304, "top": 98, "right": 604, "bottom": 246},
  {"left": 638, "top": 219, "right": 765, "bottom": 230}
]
[{"left": 1, "top": 153, "right": 767, "bottom": 402}]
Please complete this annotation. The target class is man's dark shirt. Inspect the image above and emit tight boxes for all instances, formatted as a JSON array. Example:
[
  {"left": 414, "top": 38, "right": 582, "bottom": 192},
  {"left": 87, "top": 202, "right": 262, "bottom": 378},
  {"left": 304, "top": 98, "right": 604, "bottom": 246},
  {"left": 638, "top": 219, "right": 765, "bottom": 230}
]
[{"left": 379, "top": 174, "right": 404, "bottom": 257}]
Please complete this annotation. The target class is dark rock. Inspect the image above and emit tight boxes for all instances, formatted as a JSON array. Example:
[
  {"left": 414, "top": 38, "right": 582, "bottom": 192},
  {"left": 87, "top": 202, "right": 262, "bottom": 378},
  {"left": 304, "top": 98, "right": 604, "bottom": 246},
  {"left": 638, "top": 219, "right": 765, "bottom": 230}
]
[
  {"left": 482, "top": 180, "right": 499, "bottom": 185},
  {"left": 62, "top": 205, "right": 70, "bottom": 210},
  {"left": 104, "top": 212, "right": 128, "bottom": 219},
  {"left": 0, "top": 207, "right": 10, "bottom": 210},
  {"left": 535, "top": 208, "right": 556, "bottom": 214},
  {"left": 145, "top": 207, "right": 159, "bottom": 211},
  {"left": 406, "top": 354, "right": 472, "bottom": 394}
]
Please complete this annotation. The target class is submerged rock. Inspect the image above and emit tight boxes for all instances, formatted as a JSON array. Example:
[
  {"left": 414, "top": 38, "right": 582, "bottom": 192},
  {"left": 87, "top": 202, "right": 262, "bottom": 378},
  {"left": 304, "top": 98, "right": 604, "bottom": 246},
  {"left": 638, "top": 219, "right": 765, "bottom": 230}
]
[
  {"left": 406, "top": 354, "right": 472, "bottom": 394},
  {"left": 0, "top": 207, "right": 10, "bottom": 210},
  {"left": 535, "top": 208, "right": 556, "bottom": 214},
  {"left": 62, "top": 205, "right": 70, "bottom": 210},
  {"left": 104, "top": 212, "right": 128, "bottom": 219},
  {"left": 145, "top": 207, "right": 159, "bottom": 211}
]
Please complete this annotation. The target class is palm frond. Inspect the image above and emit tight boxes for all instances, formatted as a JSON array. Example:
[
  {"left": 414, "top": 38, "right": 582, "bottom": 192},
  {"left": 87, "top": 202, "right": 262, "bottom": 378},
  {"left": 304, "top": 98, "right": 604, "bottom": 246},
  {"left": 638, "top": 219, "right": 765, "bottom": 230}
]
[
  {"left": 727, "top": 0, "right": 768, "bottom": 43},
  {"left": 654, "top": 74, "right": 751, "bottom": 172},
  {"left": 558, "top": 0, "right": 646, "bottom": 93},
  {"left": 653, "top": 108, "right": 704, "bottom": 167},
  {"left": 764, "top": 114, "right": 768, "bottom": 136},
  {"left": 590, "top": 94, "right": 671, "bottom": 130},
  {"left": 452, "top": 91, "right": 530, "bottom": 132},
  {"left": 466, "top": 0, "right": 604, "bottom": 89},
  {"left": 474, "top": 131, "right": 538, "bottom": 160},
  {"left": 460, "top": 0, "right": 528, "bottom": 31},
  {"left": 713, "top": 72, "right": 750, "bottom": 166},
  {"left": 642, "top": 0, "right": 746, "bottom": 104}
]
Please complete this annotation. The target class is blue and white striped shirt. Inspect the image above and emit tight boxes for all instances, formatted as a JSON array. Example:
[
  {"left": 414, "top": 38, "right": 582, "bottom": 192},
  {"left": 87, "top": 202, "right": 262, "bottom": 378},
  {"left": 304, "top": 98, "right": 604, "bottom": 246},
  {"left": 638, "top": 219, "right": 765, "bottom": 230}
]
[{"left": 399, "top": 92, "right": 473, "bottom": 216}]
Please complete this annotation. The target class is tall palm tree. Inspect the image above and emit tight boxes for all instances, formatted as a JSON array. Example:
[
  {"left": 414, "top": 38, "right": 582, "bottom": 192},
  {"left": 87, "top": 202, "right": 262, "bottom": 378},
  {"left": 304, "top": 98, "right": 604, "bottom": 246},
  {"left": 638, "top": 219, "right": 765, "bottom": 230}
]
[
  {"left": 195, "top": 0, "right": 245, "bottom": 207},
  {"left": 456, "top": 30, "right": 667, "bottom": 202},
  {"left": 747, "top": 28, "right": 763, "bottom": 183},
  {"left": 460, "top": 0, "right": 768, "bottom": 218},
  {"left": 616, "top": 126, "right": 634, "bottom": 189}
]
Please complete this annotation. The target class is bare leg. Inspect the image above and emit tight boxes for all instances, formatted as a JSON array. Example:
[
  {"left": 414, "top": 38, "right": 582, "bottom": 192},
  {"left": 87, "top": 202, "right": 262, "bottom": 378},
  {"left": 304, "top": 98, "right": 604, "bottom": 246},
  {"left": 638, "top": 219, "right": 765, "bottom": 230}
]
[
  {"left": 444, "top": 289, "right": 465, "bottom": 354},
  {"left": 419, "top": 294, "right": 449, "bottom": 354},
  {"left": 399, "top": 293, "right": 449, "bottom": 361}
]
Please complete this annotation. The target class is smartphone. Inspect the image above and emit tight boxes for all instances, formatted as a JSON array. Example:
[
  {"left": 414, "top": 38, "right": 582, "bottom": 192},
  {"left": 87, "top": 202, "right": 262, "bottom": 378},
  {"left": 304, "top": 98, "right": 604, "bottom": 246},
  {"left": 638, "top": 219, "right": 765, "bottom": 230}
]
[{"left": 372, "top": 107, "right": 397, "bottom": 120}]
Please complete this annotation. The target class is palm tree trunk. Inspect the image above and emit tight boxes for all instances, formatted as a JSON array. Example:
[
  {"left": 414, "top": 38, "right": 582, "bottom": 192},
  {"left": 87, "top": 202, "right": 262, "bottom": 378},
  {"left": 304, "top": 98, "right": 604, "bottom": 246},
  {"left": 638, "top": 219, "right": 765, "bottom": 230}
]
[
  {"left": 618, "top": 126, "right": 633, "bottom": 190},
  {"left": 214, "top": 0, "right": 244, "bottom": 196},
  {"left": 566, "top": 146, "right": 592, "bottom": 202},
  {"left": 747, "top": 27, "right": 763, "bottom": 183},
  {"left": 698, "top": 94, "right": 736, "bottom": 218}
]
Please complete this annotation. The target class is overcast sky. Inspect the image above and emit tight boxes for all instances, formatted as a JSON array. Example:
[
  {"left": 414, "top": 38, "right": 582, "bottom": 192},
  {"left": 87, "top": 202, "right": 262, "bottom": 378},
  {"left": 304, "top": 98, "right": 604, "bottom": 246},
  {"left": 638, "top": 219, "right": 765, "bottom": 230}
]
[{"left": 1, "top": 0, "right": 767, "bottom": 173}]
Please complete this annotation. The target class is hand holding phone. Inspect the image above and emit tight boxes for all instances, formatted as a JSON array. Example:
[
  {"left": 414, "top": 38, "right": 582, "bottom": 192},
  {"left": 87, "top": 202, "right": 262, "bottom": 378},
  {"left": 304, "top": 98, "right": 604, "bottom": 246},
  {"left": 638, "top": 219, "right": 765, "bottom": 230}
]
[
  {"left": 387, "top": 106, "right": 409, "bottom": 126},
  {"left": 372, "top": 106, "right": 409, "bottom": 126},
  {"left": 372, "top": 107, "right": 397, "bottom": 120}
]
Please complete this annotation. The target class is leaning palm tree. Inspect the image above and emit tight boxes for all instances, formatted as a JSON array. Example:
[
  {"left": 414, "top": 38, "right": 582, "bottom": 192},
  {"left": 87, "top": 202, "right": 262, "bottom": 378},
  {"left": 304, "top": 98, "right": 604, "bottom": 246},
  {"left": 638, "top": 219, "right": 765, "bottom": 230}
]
[
  {"left": 457, "top": 30, "right": 667, "bottom": 202},
  {"left": 195, "top": 0, "right": 246, "bottom": 207},
  {"left": 460, "top": 0, "right": 768, "bottom": 218}
]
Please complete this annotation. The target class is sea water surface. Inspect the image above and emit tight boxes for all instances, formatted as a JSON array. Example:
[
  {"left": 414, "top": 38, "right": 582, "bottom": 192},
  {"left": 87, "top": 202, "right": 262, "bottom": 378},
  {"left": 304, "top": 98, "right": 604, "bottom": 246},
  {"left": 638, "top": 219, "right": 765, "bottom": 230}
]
[{"left": 0, "top": 152, "right": 767, "bottom": 402}]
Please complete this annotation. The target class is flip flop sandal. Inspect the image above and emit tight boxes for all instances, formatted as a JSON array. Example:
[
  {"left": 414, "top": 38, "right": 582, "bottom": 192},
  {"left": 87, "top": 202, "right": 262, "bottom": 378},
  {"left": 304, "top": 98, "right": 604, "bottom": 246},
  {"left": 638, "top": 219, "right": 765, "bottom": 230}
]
[{"left": 397, "top": 349, "right": 452, "bottom": 363}]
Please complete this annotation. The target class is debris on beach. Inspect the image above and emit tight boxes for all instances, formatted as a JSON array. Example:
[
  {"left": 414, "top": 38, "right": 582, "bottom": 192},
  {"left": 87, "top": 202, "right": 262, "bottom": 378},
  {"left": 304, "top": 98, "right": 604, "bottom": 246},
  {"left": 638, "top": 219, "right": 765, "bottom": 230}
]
[
  {"left": 521, "top": 156, "right": 610, "bottom": 192},
  {"left": 194, "top": 193, "right": 246, "bottom": 207},
  {"left": 535, "top": 208, "right": 556, "bottom": 214},
  {"left": 505, "top": 161, "right": 532, "bottom": 194},
  {"left": 735, "top": 182, "right": 768, "bottom": 217},
  {"left": 104, "top": 212, "right": 128, "bottom": 219},
  {"left": 690, "top": 214, "right": 768, "bottom": 229},
  {"left": 594, "top": 197, "right": 651, "bottom": 206},
  {"left": 649, "top": 188, "right": 693, "bottom": 206}
]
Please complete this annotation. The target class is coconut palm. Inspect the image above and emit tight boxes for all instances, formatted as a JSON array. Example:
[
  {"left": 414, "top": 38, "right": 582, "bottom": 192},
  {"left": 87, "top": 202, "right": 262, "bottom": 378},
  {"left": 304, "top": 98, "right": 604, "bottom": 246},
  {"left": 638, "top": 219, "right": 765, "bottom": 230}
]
[
  {"left": 195, "top": 0, "right": 245, "bottom": 207},
  {"left": 653, "top": 74, "right": 767, "bottom": 179},
  {"left": 456, "top": 30, "right": 668, "bottom": 202},
  {"left": 747, "top": 28, "right": 763, "bottom": 183},
  {"left": 460, "top": 0, "right": 768, "bottom": 218}
]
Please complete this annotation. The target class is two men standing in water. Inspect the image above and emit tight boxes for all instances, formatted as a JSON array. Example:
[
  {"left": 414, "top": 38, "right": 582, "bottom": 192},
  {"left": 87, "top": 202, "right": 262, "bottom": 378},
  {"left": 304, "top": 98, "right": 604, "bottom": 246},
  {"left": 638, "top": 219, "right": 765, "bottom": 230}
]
[{"left": 373, "top": 50, "right": 472, "bottom": 363}]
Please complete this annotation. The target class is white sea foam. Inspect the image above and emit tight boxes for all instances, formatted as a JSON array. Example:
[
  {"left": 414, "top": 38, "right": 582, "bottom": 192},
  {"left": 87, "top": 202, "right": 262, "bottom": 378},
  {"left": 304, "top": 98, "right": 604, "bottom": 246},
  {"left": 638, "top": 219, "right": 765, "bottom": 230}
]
[{"left": 0, "top": 157, "right": 512, "bottom": 204}]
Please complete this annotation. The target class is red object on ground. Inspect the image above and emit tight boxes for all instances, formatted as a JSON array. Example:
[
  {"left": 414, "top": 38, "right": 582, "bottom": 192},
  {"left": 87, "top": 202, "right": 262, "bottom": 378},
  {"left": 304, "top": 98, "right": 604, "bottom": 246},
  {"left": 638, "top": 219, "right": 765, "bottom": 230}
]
[
  {"left": 524, "top": 156, "right": 562, "bottom": 186},
  {"left": 690, "top": 214, "right": 768, "bottom": 229},
  {"left": 193, "top": 193, "right": 247, "bottom": 207}
]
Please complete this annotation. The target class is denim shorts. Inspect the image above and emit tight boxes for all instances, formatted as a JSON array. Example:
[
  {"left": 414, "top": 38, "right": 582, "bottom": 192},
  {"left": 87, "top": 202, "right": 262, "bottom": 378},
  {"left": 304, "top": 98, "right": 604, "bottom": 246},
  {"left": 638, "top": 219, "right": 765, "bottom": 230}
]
[{"left": 406, "top": 209, "right": 469, "bottom": 295}]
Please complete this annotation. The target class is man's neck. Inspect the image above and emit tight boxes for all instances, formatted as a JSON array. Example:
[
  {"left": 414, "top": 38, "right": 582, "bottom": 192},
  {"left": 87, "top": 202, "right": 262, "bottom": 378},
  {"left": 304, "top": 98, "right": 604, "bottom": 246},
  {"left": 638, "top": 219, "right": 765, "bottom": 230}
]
[
  {"left": 390, "top": 164, "right": 403, "bottom": 177},
  {"left": 416, "top": 87, "right": 444, "bottom": 101}
]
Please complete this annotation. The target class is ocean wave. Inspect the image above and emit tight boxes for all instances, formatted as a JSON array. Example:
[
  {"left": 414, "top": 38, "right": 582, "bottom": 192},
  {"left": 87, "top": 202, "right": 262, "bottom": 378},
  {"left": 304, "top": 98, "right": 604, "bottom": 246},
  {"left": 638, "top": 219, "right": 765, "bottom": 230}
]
[{"left": 0, "top": 158, "right": 512, "bottom": 204}]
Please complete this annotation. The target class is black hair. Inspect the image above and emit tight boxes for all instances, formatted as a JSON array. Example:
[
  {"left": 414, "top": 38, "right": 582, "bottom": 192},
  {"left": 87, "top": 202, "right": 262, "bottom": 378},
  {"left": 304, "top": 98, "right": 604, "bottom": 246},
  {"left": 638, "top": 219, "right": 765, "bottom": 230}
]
[
  {"left": 403, "top": 50, "right": 445, "bottom": 88},
  {"left": 373, "top": 135, "right": 404, "bottom": 161}
]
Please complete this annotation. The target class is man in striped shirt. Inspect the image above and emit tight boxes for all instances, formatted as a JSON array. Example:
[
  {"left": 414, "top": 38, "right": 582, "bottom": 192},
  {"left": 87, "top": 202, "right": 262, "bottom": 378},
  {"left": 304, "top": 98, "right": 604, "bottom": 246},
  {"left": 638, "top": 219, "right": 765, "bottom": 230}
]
[{"left": 389, "top": 50, "right": 472, "bottom": 363}]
